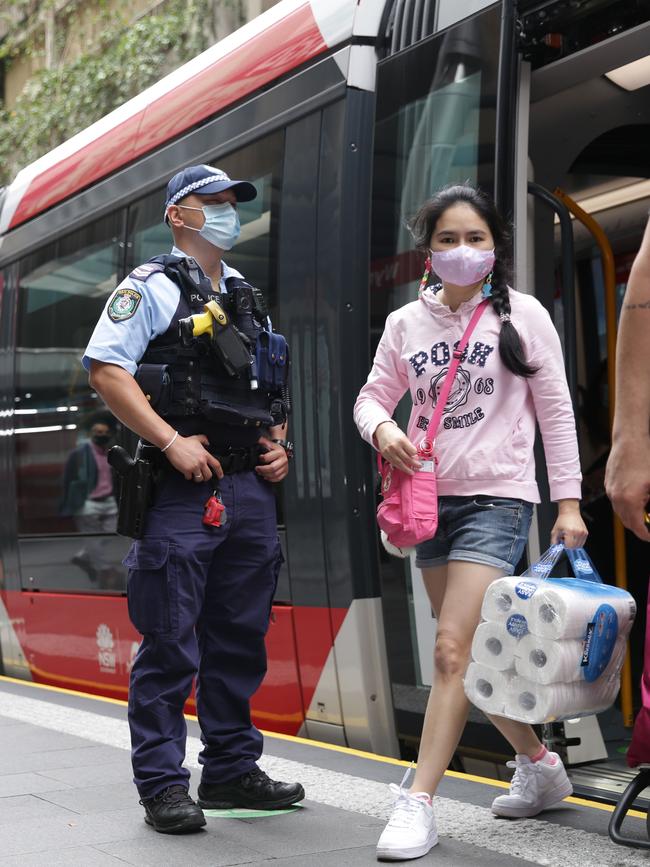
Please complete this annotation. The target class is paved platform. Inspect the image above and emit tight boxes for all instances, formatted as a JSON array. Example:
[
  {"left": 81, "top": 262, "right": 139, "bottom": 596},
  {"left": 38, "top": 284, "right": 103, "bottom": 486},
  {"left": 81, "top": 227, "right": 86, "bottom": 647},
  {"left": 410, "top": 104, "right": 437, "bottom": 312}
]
[{"left": 0, "top": 676, "right": 647, "bottom": 866}]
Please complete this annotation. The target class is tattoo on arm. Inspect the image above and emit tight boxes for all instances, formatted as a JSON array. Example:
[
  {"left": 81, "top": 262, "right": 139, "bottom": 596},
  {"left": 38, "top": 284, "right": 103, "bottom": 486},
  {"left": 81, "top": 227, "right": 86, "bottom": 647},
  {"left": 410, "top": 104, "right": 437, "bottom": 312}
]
[{"left": 623, "top": 299, "right": 650, "bottom": 310}]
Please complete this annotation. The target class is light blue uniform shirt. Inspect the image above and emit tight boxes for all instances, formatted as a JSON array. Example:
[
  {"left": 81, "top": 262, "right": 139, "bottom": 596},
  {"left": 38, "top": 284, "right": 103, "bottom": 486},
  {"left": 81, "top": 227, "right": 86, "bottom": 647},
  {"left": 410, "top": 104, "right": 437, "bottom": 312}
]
[{"left": 82, "top": 246, "right": 243, "bottom": 375}]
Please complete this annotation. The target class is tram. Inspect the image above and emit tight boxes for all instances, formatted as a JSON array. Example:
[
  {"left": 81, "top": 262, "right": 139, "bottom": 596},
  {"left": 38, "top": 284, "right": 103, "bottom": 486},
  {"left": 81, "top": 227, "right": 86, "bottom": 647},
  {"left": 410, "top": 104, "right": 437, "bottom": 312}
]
[{"left": 1, "top": 0, "right": 649, "bottom": 803}]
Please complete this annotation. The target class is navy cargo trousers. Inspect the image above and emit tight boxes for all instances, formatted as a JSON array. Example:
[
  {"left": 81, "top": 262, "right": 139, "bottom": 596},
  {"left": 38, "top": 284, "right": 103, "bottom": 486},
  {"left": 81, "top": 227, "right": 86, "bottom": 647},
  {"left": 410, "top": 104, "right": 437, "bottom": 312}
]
[{"left": 124, "top": 468, "right": 282, "bottom": 798}]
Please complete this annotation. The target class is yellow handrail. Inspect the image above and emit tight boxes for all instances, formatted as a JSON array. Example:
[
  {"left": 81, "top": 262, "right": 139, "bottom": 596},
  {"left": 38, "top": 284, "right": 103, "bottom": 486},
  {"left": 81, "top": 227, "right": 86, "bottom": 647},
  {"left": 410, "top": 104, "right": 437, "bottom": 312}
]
[{"left": 553, "top": 188, "right": 634, "bottom": 728}]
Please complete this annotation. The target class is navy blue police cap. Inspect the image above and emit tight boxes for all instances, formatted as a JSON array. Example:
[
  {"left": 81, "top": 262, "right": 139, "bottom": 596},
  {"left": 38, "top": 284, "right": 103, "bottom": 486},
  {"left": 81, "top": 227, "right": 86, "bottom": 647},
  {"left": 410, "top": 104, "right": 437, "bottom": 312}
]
[{"left": 164, "top": 165, "right": 257, "bottom": 220}]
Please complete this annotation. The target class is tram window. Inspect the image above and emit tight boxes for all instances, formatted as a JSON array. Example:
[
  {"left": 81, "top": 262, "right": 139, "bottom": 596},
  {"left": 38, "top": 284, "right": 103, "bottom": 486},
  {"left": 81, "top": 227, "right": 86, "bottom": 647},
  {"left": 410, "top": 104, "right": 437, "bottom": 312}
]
[
  {"left": 369, "top": 7, "right": 500, "bottom": 697},
  {"left": 14, "top": 212, "right": 126, "bottom": 551},
  {"left": 372, "top": 12, "right": 499, "bottom": 333}
]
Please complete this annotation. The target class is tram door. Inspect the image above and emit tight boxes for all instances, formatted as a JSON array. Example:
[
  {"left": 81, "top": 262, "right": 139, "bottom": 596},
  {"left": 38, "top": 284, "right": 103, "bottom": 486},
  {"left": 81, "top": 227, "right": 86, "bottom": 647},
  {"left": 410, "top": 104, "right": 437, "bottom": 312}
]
[
  {"left": 370, "top": 3, "right": 518, "bottom": 760},
  {"left": 372, "top": 0, "right": 650, "bottom": 782},
  {"left": 518, "top": 28, "right": 650, "bottom": 790}
]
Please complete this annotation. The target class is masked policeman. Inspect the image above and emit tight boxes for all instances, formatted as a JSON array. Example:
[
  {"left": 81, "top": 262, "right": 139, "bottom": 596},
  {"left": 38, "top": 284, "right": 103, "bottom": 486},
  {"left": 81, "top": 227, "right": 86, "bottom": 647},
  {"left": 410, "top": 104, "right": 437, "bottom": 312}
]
[{"left": 83, "top": 165, "right": 303, "bottom": 833}]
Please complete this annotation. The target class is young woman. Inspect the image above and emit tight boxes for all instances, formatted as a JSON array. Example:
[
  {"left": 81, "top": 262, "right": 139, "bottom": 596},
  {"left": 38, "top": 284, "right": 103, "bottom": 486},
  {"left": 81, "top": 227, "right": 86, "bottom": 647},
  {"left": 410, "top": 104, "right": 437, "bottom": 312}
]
[{"left": 354, "top": 185, "right": 588, "bottom": 862}]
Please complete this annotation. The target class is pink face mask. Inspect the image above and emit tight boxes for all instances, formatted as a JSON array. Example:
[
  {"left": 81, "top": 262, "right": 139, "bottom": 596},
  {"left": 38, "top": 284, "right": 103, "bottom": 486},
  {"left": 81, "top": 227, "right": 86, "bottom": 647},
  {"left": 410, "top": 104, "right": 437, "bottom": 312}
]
[{"left": 429, "top": 245, "right": 495, "bottom": 287}]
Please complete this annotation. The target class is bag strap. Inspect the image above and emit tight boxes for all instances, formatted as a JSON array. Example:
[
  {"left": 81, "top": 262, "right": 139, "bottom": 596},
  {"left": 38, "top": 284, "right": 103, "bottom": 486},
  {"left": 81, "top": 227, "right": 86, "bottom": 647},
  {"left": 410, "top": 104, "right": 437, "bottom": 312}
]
[
  {"left": 377, "top": 298, "right": 489, "bottom": 476},
  {"left": 521, "top": 543, "right": 604, "bottom": 584},
  {"left": 520, "top": 543, "right": 564, "bottom": 579},
  {"left": 565, "top": 546, "right": 603, "bottom": 584},
  {"left": 421, "top": 299, "right": 490, "bottom": 445}
]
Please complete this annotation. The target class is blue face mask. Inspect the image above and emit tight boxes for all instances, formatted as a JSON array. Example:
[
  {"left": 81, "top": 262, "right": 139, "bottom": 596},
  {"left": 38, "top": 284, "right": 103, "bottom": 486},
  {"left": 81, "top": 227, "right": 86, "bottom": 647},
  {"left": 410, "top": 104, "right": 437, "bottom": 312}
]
[{"left": 179, "top": 202, "right": 241, "bottom": 250}]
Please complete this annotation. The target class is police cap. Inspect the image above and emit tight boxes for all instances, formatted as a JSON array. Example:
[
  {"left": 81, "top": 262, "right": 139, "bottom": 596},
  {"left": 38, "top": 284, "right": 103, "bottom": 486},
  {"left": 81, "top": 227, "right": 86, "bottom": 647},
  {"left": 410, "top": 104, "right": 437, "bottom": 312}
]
[{"left": 164, "top": 165, "right": 257, "bottom": 221}]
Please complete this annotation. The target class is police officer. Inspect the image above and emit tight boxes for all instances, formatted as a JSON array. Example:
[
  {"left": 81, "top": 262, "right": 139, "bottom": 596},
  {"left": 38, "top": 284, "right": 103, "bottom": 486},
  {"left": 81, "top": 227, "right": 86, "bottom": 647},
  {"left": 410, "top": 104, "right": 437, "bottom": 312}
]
[{"left": 83, "top": 165, "right": 304, "bottom": 833}]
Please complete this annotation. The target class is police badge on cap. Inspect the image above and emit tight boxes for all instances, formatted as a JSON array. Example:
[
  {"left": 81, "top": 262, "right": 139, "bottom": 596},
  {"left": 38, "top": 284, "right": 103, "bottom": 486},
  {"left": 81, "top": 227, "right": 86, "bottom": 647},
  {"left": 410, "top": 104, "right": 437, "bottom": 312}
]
[{"left": 164, "top": 165, "right": 257, "bottom": 222}]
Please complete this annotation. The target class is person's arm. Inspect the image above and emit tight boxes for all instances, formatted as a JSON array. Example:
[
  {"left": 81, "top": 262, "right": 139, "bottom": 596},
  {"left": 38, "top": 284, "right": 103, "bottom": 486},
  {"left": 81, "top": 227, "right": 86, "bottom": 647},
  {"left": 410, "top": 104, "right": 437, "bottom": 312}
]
[
  {"left": 353, "top": 313, "right": 420, "bottom": 474},
  {"left": 89, "top": 361, "right": 223, "bottom": 481},
  {"left": 605, "top": 219, "right": 650, "bottom": 541},
  {"left": 525, "top": 303, "right": 588, "bottom": 548},
  {"left": 59, "top": 447, "right": 81, "bottom": 515}
]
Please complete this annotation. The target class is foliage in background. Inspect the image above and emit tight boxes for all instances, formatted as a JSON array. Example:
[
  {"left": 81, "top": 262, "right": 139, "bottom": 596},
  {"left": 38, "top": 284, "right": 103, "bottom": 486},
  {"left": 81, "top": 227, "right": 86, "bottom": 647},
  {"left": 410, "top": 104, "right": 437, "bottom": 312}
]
[{"left": 0, "top": 0, "right": 233, "bottom": 186}]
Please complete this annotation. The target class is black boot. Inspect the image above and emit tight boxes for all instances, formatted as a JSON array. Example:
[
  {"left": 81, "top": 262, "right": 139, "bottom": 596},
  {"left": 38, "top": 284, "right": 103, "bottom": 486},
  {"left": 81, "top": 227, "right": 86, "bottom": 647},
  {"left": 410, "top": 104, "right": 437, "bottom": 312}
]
[
  {"left": 141, "top": 784, "right": 206, "bottom": 833},
  {"left": 197, "top": 767, "right": 305, "bottom": 810}
]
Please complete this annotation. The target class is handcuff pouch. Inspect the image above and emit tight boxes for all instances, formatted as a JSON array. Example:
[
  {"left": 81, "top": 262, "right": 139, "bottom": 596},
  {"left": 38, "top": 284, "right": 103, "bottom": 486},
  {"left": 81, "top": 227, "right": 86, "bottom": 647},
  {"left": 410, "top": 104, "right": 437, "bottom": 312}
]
[
  {"left": 135, "top": 363, "right": 172, "bottom": 414},
  {"left": 256, "top": 332, "right": 289, "bottom": 390}
]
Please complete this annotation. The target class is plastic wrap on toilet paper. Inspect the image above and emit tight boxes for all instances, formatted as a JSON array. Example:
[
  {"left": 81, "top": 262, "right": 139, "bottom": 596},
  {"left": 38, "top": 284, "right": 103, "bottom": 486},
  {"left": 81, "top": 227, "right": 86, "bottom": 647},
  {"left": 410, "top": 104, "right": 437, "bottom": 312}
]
[
  {"left": 504, "top": 674, "right": 621, "bottom": 724},
  {"left": 526, "top": 578, "right": 636, "bottom": 640},
  {"left": 464, "top": 662, "right": 515, "bottom": 716},
  {"left": 465, "top": 546, "right": 634, "bottom": 724},
  {"left": 471, "top": 622, "right": 519, "bottom": 671},
  {"left": 481, "top": 576, "right": 542, "bottom": 623},
  {"left": 515, "top": 635, "right": 627, "bottom": 685}
]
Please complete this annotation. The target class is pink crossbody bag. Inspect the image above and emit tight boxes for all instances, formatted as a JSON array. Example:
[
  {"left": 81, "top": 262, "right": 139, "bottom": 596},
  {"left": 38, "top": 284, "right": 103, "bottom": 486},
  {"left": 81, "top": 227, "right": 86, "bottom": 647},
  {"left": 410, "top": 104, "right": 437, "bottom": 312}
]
[{"left": 377, "top": 299, "right": 489, "bottom": 553}]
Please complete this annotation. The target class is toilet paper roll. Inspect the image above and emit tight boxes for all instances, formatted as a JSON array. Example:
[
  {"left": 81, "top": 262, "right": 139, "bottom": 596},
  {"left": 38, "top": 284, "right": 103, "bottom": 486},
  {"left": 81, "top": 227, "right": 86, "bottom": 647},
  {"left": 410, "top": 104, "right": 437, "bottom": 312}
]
[
  {"left": 504, "top": 675, "right": 620, "bottom": 724},
  {"left": 481, "top": 576, "right": 543, "bottom": 623},
  {"left": 471, "top": 622, "right": 519, "bottom": 671},
  {"left": 515, "top": 634, "right": 628, "bottom": 685},
  {"left": 514, "top": 635, "right": 584, "bottom": 684},
  {"left": 527, "top": 579, "right": 637, "bottom": 640},
  {"left": 464, "top": 662, "right": 513, "bottom": 716}
]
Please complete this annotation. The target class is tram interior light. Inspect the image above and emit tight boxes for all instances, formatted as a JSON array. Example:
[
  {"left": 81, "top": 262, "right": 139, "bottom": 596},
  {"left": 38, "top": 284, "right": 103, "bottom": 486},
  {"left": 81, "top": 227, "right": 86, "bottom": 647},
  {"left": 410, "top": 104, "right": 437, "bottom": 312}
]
[
  {"left": 605, "top": 55, "right": 650, "bottom": 91},
  {"left": 575, "top": 179, "right": 650, "bottom": 215},
  {"left": 554, "top": 179, "right": 650, "bottom": 224}
]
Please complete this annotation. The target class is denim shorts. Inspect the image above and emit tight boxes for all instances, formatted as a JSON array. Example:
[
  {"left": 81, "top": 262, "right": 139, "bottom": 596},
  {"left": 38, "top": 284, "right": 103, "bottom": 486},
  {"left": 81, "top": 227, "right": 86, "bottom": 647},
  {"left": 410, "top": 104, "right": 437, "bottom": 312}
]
[{"left": 415, "top": 495, "right": 534, "bottom": 575}]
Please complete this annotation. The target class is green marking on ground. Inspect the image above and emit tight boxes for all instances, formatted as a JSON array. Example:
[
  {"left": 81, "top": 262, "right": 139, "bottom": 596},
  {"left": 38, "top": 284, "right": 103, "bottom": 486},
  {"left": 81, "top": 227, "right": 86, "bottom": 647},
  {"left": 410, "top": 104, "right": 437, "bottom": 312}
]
[{"left": 204, "top": 805, "right": 303, "bottom": 819}]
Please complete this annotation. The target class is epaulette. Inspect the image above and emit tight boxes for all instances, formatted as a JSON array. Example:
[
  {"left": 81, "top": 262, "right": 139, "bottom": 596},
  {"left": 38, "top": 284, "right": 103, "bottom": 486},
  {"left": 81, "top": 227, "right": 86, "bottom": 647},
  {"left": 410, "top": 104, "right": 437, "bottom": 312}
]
[{"left": 128, "top": 262, "right": 166, "bottom": 282}]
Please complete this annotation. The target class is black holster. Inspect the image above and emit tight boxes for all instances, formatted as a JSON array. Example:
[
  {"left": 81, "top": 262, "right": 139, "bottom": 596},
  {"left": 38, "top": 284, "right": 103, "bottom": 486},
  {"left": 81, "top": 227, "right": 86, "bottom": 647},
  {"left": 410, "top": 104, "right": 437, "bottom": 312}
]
[{"left": 107, "top": 444, "right": 156, "bottom": 539}]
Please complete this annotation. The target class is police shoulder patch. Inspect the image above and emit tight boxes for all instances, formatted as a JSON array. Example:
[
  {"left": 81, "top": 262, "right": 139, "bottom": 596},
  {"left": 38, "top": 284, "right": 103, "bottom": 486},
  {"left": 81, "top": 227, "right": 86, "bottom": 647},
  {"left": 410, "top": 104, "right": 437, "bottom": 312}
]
[
  {"left": 107, "top": 287, "right": 142, "bottom": 322},
  {"left": 129, "top": 262, "right": 164, "bottom": 282}
]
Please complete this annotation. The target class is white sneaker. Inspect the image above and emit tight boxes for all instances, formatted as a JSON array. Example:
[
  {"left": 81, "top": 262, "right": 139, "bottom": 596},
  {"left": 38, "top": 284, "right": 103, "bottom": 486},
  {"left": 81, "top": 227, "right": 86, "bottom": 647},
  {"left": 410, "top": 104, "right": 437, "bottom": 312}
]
[
  {"left": 377, "top": 779, "right": 437, "bottom": 861},
  {"left": 491, "top": 752, "right": 573, "bottom": 818}
]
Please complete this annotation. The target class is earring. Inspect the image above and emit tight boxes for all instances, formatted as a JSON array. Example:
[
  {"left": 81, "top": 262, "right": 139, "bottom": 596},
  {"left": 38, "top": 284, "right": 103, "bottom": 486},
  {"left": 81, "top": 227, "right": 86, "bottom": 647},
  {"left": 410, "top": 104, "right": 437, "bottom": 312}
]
[
  {"left": 418, "top": 256, "right": 432, "bottom": 295},
  {"left": 481, "top": 272, "right": 493, "bottom": 298}
]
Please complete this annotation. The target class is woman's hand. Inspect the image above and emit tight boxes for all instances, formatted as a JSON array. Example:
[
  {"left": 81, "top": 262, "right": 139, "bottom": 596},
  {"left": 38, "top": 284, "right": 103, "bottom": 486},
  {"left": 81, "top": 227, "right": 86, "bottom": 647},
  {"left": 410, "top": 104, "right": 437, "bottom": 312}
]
[
  {"left": 374, "top": 421, "right": 421, "bottom": 475},
  {"left": 550, "top": 499, "right": 588, "bottom": 548}
]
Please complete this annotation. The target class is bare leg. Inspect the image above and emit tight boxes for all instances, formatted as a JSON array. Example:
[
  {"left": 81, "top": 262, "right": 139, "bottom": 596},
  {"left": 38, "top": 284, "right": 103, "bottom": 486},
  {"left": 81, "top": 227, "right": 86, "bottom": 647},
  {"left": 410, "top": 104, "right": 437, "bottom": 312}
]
[
  {"left": 486, "top": 713, "right": 543, "bottom": 758},
  {"left": 410, "top": 561, "right": 504, "bottom": 795}
]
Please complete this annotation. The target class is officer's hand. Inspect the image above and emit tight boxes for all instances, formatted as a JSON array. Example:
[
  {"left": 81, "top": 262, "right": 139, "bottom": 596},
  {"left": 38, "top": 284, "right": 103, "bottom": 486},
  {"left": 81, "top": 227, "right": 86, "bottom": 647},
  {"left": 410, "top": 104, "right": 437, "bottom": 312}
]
[
  {"left": 256, "top": 437, "right": 288, "bottom": 483},
  {"left": 165, "top": 434, "right": 224, "bottom": 482}
]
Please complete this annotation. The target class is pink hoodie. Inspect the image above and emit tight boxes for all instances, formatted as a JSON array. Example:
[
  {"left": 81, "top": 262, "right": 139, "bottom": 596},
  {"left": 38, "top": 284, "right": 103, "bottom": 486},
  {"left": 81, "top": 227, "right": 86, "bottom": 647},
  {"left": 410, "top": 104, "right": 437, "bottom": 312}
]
[{"left": 354, "top": 287, "right": 582, "bottom": 503}]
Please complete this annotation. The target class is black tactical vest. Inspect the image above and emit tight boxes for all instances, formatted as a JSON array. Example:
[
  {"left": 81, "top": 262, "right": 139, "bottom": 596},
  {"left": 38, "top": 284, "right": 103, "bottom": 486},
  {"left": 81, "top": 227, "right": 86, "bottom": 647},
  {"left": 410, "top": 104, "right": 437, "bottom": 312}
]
[{"left": 134, "top": 255, "right": 288, "bottom": 449}]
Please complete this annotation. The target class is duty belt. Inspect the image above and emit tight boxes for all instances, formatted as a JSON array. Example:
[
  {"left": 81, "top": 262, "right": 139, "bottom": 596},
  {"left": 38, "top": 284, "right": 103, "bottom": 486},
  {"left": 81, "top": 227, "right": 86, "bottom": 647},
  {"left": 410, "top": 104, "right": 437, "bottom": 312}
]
[
  {"left": 212, "top": 445, "right": 261, "bottom": 474},
  {"left": 145, "top": 443, "right": 260, "bottom": 475}
]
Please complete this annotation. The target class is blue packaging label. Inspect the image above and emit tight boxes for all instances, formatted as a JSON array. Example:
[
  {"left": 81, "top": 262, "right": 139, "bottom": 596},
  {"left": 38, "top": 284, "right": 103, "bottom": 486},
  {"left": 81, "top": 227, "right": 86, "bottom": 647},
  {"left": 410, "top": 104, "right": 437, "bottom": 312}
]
[
  {"left": 580, "top": 603, "right": 618, "bottom": 682},
  {"left": 506, "top": 613, "right": 529, "bottom": 638},
  {"left": 515, "top": 580, "right": 538, "bottom": 600},
  {"left": 571, "top": 557, "right": 593, "bottom": 575}
]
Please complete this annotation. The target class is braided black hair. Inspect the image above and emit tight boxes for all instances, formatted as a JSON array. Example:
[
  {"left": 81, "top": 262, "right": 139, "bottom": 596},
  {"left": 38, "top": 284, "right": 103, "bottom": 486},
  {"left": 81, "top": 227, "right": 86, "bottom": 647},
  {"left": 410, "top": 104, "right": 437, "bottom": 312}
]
[{"left": 410, "top": 185, "right": 538, "bottom": 378}]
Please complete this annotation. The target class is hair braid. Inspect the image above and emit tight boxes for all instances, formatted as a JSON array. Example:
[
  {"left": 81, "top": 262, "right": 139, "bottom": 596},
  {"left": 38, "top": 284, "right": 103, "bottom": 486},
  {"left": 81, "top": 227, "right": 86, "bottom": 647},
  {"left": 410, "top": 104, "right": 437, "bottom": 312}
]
[{"left": 490, "top": 258, "right": 538, "bottom": 377}]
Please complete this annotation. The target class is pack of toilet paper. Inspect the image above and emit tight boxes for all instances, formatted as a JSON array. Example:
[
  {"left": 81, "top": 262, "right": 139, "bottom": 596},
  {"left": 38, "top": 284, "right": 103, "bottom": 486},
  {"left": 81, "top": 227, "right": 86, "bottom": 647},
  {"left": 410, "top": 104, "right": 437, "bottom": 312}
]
[{"left": 464, "top": 545, "right": 636, "bottom": 724}]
